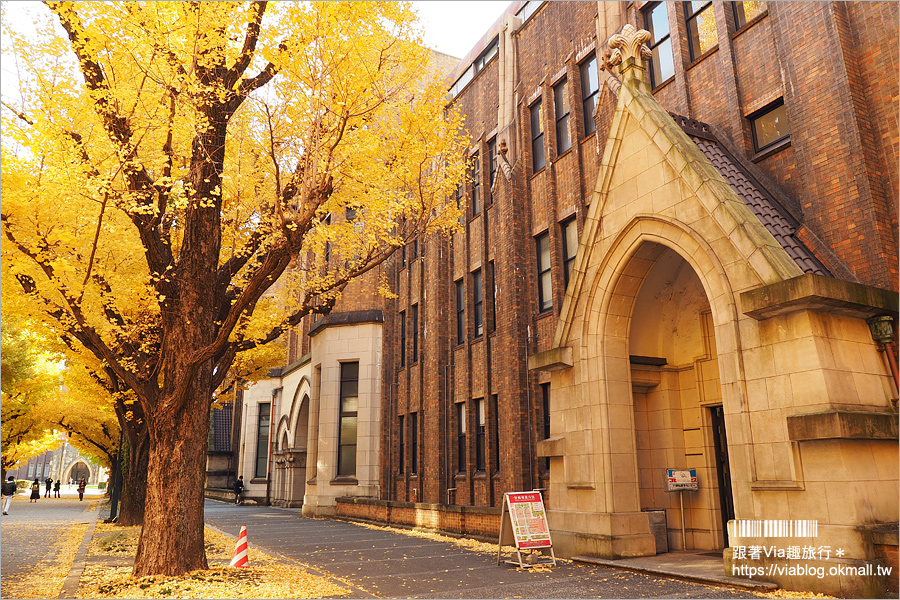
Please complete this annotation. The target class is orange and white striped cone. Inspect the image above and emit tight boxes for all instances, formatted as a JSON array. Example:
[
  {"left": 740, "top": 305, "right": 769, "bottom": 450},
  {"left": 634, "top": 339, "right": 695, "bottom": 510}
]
[{"left": 229, "top": 525, "right": 249, "bottom": 568}]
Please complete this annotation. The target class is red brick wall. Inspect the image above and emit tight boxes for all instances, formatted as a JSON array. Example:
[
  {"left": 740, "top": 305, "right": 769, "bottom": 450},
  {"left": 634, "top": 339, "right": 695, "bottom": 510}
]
[{"left": 336, "top": 497, "right": 502, "bottom": 540}]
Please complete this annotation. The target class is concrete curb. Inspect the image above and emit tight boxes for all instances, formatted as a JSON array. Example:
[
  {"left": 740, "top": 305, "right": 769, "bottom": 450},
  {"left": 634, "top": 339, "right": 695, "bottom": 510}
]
[
  {"left": 59, "top": 501, "right": 101, "bottom": 599},
  {"left": 572, "top": 555, "right": 778, "bottom": 592}
]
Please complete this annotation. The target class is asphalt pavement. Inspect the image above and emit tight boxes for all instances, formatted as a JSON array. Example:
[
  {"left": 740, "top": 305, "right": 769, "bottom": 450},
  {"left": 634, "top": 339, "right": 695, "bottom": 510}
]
[
  {"left": 203, "top": 499, "right": 762, "bottom": 599},
  {"left": 0, "top": 486, "right": 103, "bottom": 597}
]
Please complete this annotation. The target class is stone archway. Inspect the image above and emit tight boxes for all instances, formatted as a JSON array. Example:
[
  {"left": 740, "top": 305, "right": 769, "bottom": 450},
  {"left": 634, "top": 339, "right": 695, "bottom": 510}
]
[
  {"left": 66, "top": 460, "right": 93, "bottom": 485},
  {"left": 627, "top": 242, "right": 733, "bottom": 551},
  {"left": 272, "top": 392, "right": 310, "bottom": 508}
]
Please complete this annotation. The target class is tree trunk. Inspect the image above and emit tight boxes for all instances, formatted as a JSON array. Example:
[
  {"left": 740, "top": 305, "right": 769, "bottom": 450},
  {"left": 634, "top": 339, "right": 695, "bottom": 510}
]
[
  {"left": 118, "top": 432, "right": 149, "bottom": 527},
  {"left": 132, "top": 368, "right": 213, "bottom": 576}
]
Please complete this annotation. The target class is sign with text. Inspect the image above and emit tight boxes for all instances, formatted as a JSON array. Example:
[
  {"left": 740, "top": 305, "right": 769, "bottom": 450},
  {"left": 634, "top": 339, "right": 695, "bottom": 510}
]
[
  {"left": 666, "top": 468, "right": 699, "bottom": 491},
  {"left": 504, "top": 491, "right": 552, "bottom": 549}
]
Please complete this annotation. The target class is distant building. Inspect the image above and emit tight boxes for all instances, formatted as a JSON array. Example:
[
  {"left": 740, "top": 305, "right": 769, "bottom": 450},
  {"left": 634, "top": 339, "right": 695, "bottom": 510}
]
[
  {"left": 210, "top": 3, "right": 898, "bottom": 596},
  {"left": 6, "top": 440, "right": 107, "bottom": 485}
]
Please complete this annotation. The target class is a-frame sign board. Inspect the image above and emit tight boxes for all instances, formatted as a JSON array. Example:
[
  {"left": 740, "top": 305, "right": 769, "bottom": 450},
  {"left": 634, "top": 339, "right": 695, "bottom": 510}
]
[{"left": 497, "top": 491, "right": 557, "bottom": 568}]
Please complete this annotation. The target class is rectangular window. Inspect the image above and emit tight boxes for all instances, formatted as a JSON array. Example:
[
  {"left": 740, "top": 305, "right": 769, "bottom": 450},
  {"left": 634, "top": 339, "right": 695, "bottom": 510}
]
[
  {"left": 399, "top": 310, "right": 406, "bottom": 367},
  {"left": 411, "top": 304, "right": 419, "bottom": 363},
  {"left": 530, "top": 100, "right": 545, "bottom": 172},
  {"left": 554, "top": 78, "right": 571, "bottom": 153},
  {"left": 733, "top": 1, "right": 766, "bottom": 29},
  {"left": 487, "top": 138, "right": 497, "bottom": 205},
  {"left": 561, "top": 217, "right": 578, "bottom": 287},
  {"left": 475, "top": 398, "right": 486, "bottom": 472},
  {"left": 685, "top": 1, "right": 718, "bottom": 61},
  {"left": 455, "top": 183, "right": 465, "bottom": 226},
  {"left": 536, "top": 232, "right": 552, "bottom": 312},
  {"left": 410, "top": 238, "right": 419, "bottom": 261},
  {"left": 472, "top": 269, "right": 483, "bottom": 338},
  {"left": 490, "top": 395, "right": 500, "bottom": 474},
  {"left": 255, "top": 402, "right": 271, "bottom": 478},
  {"left": 488, "top": 261, "right": 497, "bottom": 333},
  {"left": 398, "top": 415, "right": 405, "bottom": 474},
  {"left": 750, "top": 99, "right": 790, "bottom": 152},
  {"left": 455, "top": 279, "right": 465, "bottom": 345},
  {"left": 541, "top": 383, "right": 551, "bottom": 473},
  {"left": 644, "top": 2, "right": 674, "bottom": 88},
  {"left": 457, "top": 402, "right": 467, "bottom": 473},
  {"left": 337, "top": 362, "right": 359, "bottom": 477},
  {"left": 580, "top": 56, "right": 599, "bottom": 136},
  {"left": 323, "top": 214, "right": 332, "bottom": 265},
  {"left": 27, "top": 462, "right": 35, "bottom": 478},
  {"left": 410, "top": 412, "right": 418, "bottom": 474},
  {"left": 470, "top": 153, "right": 481, "bottom": 215}
]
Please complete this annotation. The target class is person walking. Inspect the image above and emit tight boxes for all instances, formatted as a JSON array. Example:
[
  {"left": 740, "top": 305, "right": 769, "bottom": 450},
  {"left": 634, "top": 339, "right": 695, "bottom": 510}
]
[
  {"left": 77, "top": 478, "right": 86, "bottom": 501},
  {"left": 233, "top": 476, "right": 244, "bottom": 505},
  {"left": 53, "top": 479, "right": 61, "bottom": 498},
  {"left": 44, "top": 477, "right": 53, "bottom": 498},
  {"left": 2, "top": 476, "right": 16, "bottom": 514},
  {"left": 30, "top": 479, "right": 40, "bottom": 502}
]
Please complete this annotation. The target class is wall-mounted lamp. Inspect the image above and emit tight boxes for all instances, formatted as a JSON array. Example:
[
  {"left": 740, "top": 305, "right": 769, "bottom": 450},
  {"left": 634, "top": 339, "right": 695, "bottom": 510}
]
[{"left": 867, "top": 315, "right": 899, "bottom": 407}]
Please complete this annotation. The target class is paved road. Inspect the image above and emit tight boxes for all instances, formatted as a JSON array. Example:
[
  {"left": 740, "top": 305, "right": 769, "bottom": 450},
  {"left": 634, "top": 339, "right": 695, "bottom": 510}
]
[
  {"left": 0, "top": 487, "right": 103, "bottom": 596},
  {"left": 204, "top": 500, "right": 760, "bottom": 599}
]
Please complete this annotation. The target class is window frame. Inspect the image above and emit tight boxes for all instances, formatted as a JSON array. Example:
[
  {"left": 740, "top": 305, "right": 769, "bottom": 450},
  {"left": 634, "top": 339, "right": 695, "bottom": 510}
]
[
  {"left": 488, "top": 261, "right": 497, "bottom": 333},
  {"left": 732, "top": 1, "right": 766, "bottom": 30},
  {"left": 643, "top": 2, "right": 675, "bottom": 89},
  {"left": 684, "top": 1, "right": 718, "bottom": 62},
  {"left": 490, "top": 394, "right": 500, "bottom": 474},
  {"left": 337, "top": 361, "right": 359, "bottom": 477},
  {"left": 475, "top": 398, "right": 486, "bottom": 472},
  {"left": 554, "top": 77, "right": 572, "bottom": 153},
  {"left": 536, "top": 231, "right": 552, "bottom": 313},
  {"left": 455, "top": 279, "right": 465, "bottom": 345},
  {"left": 487, "top": 138, "right": 497, "bottom": 205},
  {"left": 530, "top": 100, "right": 546, "bottom": 172},
  {"left": 579, "top": 56, "right": 599, "bottom": 136},
  {"left": 399, "top": 310, "right": 406, "bottom": 367},
  {"left": 255, "top": 402, "right": 271, "bottom": 479},
  {"left": 457, "top": 402, "right": 467, "bottom": 474},
  {"left": 470, "top": 152, "right": 481, "bottom": 216},
  {"left": 398, "top": 414, "right": 405, "bottom": 474},
  {"left": 749, "top": 98, "right": 790, "bottom": 154},
  {"left": 410, "top": 412, "right": 418, "bottom": 474},
  {"left": 472, "top": 269, "right": 484, "bottom": 339},
  {"left": 410, "top": 303, "right": 419, "bottom": 363},
  {"left": 561, "top": 217, "right": 578, "bottom": 287}
]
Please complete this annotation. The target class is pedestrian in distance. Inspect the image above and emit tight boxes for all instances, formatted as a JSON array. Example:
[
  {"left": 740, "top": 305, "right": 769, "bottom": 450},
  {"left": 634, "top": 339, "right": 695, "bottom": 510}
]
[
  {"left": 30, "top": 479, "right": 40, "bottom": 502},
  {"left": 44, "top": 477, "right": 53, "bottom": 498},
  {"left": 2, "top": 476, "right": 16, "bottom": 514},
  {"left": 53, "top": 479, "right": 61, "bottom": 498},
  {"left": 233, "top": 475, "right": 244, "bottom": 505},
  {"left": 77, "top": 478, "right": 86, "bottom": 501}
]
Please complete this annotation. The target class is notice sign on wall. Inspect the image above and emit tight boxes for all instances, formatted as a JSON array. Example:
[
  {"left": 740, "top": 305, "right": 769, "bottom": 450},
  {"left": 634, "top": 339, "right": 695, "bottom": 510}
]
[
  {"left": 666, "top": 468, "right": 699, "bottom": 491},
  {"left": 497, "top": 491, "right": 556, "bottom": 568}
]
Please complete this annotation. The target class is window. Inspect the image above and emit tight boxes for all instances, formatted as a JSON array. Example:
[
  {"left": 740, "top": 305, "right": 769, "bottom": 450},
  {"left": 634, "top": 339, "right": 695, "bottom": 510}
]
[
  {"left": 255, "top": 402, "right": 271, "bottom": 478},
  {"left": 323, "top": 214, "right": 332, "bottom": 265},
  {"left": 475, "top": 398, "right": 486, "bottom": 472},
  {"left": 554, "top": 78, "right": 571, "bottom": 153},
  {"left": 455, "top": 280, "right": 465, "bottom": 345},
  {"left": 516, "top": 0, "right": 545, "bottom": 22},
  {"left": 541, "top": 383, "right": 551, "bottom": 473},
  {"left": 472, "top": 269, "right": 483, "bottom": 338},
  {"left": 490, "top": 395, "right": 500, "bottom": 473},
  {"left": 411, "top": 304, "right": 419, "bottom": 363},
  {"left": 685, "top": 2, "right": 718, "bottom": 61},
  {"left": 580, "top": 56, "right": 599, "bottom": 136},
  {"left": 345, "top": 206, "right": 357, "bottom": 221},
  {"left": 561, "top": 217, "right": 578, "bottom": 286},
  {"left": 750, "top": 99, "right": 790, "bottom": 152},
  {"left": 488, "top": 261, "right": 497, "bottom": 333},
  {"left": 733, "top": 1, "right": 765, "bottom": 29},
  {"left": 410, "top": 238, "right": 419, "bottom": 261},
  {"left": 470, "top": 153, "right": 481, "bottom": 215},
  {"left": 410, "top": 412, "right": 418, "bottom": 474},
  {"left": 398, "top": 415, "right": 405, "bottom": 474},
  {"left": 644, "top": 2, "right": 675, "bottom": 88},
  {"left": 457, "top": 402, "right": 467, "bottom": 473},
  {"left": 399, "top": 310, "right": 406, "bottom": 366},
  {"left": 536, "top": 232, "right": 552, "bottom": 312},
  {"left": 447, "top": 37, "right": 499, "bottom": 99},
  {"left": 487, "top": 138, "right": 497, "bottom": 205},
  {"left": 530, "top": 101, "right": 545, "bottom": 172},
  {"left": 455, "top": 183, "right": 465, "bottom": 225},
  {"left": 401, "top": 244, "right": 406, "bottom": 268},
  {"left": 337, "top": 362, "right": 359, "bottom": 477}
]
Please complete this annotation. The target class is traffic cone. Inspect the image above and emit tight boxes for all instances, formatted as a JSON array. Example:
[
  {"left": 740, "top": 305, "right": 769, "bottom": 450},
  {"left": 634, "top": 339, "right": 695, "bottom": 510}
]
[{"left": 229, "top": 525, "right": 249, "bottom": 568}]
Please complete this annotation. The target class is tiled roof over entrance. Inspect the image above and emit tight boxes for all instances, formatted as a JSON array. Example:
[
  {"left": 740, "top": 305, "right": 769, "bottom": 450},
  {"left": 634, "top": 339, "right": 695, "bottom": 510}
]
[{"left": 669, "top": 113, "right": 830, "bottom": 277}]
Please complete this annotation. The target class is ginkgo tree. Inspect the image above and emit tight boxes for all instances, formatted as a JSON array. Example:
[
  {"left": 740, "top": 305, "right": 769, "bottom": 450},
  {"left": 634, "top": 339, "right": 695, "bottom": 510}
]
[{"left": 1, "top": 0, "right": 466, "bottom": 576}]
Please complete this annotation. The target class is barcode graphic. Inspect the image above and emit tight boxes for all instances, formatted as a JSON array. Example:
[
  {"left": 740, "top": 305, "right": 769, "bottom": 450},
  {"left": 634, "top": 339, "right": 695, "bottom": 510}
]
[{"left": 735, "top": 520, "right": 818, "bottom": 538}]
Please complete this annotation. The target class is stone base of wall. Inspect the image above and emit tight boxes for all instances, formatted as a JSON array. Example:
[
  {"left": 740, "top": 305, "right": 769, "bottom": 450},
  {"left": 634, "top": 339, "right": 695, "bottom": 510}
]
[
  {"left": 205, "top": 487, "right": 266, "bottom": 506},
  {"left": 335, "top": 497, "right": 502, "bottom": 542}
]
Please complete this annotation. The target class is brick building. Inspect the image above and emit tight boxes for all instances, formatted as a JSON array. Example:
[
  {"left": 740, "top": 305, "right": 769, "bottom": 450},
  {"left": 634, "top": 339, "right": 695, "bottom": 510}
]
[{"left": 213, "top": 2, "right": 898, "bottom": 596}]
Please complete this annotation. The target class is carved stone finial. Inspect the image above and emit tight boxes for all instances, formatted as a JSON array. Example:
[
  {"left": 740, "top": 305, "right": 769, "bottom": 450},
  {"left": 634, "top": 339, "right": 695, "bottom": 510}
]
[
  {"left": 607, "top": 24, "right": 652, "bottom": 89},
  {"left": 499, "top": 138, "right": 508, "bottom": 156}
]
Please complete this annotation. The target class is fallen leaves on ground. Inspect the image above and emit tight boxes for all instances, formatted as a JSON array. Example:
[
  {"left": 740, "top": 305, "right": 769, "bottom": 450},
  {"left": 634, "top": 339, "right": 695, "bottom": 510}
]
[
  {"left": 1, "top": 522, "right": 87, "bottom": 599},
  {"left": 759, "top": 590, "right": 836, "bottom": 599},
  {"left": 78, "top": 525, "right": 350, "bottom": 599}
]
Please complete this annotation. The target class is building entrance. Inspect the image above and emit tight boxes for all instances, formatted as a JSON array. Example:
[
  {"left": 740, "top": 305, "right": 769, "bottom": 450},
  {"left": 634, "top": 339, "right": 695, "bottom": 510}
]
[{"left": 628, "top": 244, "right": 733, "bottom": 551}]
